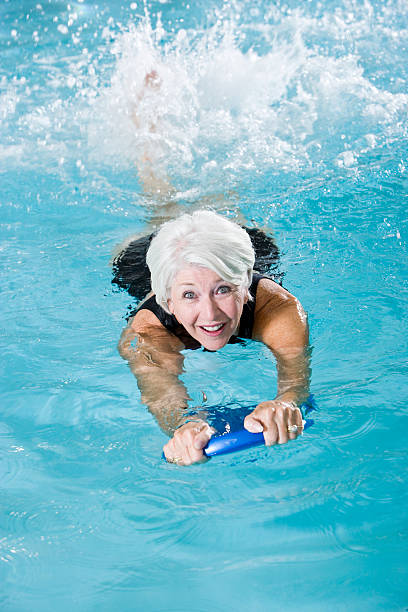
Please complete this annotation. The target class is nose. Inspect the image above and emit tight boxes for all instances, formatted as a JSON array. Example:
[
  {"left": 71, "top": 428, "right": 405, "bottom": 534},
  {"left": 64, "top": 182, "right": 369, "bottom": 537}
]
[{"left": 200, "top": 295, "right": 220, "bottom": 321}]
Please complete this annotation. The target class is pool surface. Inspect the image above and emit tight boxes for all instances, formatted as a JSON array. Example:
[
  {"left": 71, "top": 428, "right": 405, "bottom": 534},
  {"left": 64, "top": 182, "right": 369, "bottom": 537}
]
[{"left": 1, "top": 0, "right": 407, "bottom": 610}]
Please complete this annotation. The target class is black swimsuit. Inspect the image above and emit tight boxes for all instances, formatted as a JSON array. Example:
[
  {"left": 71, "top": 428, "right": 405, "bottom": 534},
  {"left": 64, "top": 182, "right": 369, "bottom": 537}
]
[
  {"left": 133, "top": 272, "right": 266, "bottom": 348},
  {"left": 112, "top": 226, "right": 283, "bottom": 348}
]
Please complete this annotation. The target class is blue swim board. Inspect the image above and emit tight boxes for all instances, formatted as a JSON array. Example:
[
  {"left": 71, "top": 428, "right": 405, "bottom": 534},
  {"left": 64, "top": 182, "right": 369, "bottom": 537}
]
[{"left": 164, "top": 395, "right": 316, "bottom": 460}]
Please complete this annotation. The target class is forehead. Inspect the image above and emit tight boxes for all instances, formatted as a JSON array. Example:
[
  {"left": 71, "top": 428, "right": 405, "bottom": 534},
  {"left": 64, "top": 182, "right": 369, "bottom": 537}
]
[{"left": 173, "top": 265, "right": 223, "bottom": 286}]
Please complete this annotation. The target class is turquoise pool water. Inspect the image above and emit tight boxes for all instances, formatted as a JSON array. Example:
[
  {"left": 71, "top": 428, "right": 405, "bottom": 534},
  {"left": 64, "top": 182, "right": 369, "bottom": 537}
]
[{"left": 1, "top": 1, "right": 407, "bottom": 610}]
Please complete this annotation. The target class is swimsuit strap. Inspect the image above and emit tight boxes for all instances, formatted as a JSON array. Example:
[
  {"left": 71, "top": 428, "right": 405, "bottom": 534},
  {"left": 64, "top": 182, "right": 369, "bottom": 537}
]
[
  {"left": 136, "top": 295, "right": 179, "bottom": 333},
  {"left": 236, "top": 272, "right": 265, "bottom": 339}
]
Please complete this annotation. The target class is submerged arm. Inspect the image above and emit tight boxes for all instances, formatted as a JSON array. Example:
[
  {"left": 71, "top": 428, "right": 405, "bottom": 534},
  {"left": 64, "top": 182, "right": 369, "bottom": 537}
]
[
  {"left": 245, "top": 280, "right": 311, "bottom": 445},
  {"left": 118, "top": 319, "right": 189, "bottom": 435},
  {"left": 273, "top": 332, "right": 311, "bottom": 407},
  {"left": 119, "top": 310, "right": 213, "bottom": 464}
]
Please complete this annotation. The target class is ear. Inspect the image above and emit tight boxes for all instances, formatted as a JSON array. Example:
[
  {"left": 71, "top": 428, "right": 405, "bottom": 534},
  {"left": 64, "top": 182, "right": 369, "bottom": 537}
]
[
  {"left": 167, "top": 298, "right": 174, "bottom": 314},
  {"left": 243, "top": 290, "right": 249, "bottom": 304}
]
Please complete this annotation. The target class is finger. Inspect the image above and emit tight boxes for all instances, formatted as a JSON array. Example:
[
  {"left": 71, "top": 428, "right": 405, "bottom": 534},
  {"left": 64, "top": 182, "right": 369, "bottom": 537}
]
[
  {"left": 262, "top": 419, "right": 279, "bottom": 446},
  {"left": 184, "top": 435, "right": 209, "bottom": 465},
  {"left": 295, "top": 407, "right": 304, "bottom": 435},
  {"left": 175, "top": 430, "right": 197, "bottom": 465},
  {"left": 287, "top": 407, "right": 304, "bottom": 440},
  {"left": 295, "top": 409, "right": 304, "bottom": 430},
  {"left": 188, "top": 445, "right": 207, "bottom": 464},
  {"left": 275, "top": 408, "right": 289, "bottom": 445},
  {"left": 169, "top": 425, "right": 211, "bottom": 465},
  {"left": 189, "top": 427, "right": 214, "bottom": 464},
  {"left": 163, "top": 441, "right": 184, "bottom": 465},
  {"left": 244, "top": 416, "right": 264, "bottom": 434},
  {"left": 165, "top": 428, "right": 193, "bottom": 465},
  {"left": 193, "top": 426, "right": 215, "bottom": 451},
  {"left": 163, "top": 438, "right": 175, "bottom": 461},
  {"left": 169, "top": 437, "right": 191, "bottom": 466},
  {"left": 181, "top": 444, "right": 194, "bottom": 466},
  {"left": 165, "top": 422, "right": 214, "bottom": 465},
  {"left": 287, "top": 407, "right": 298, "bottom": 440}
]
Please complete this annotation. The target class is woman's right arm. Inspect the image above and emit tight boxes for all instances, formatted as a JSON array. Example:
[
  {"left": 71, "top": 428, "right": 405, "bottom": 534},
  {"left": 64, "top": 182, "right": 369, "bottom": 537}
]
[{"left": 118, "top": 310, "right": 214, "bottom": 464}]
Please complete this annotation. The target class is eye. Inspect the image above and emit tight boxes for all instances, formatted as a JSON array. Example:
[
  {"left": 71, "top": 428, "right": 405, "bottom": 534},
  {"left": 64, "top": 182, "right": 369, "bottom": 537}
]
[
  {"left": 182, "top": 290, "right": 196, "bottom": 299},
  {"left": 216, "top": 285, "right": 232, "bottom": 295}
]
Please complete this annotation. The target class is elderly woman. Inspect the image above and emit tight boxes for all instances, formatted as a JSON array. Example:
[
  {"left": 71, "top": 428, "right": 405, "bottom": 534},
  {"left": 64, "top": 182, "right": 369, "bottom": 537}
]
[{"left": 115, "top": 210, "right": 310, "bottom": 465}]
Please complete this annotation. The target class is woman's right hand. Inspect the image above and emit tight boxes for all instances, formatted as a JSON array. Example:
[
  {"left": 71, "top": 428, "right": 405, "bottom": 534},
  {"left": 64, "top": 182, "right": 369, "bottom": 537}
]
[{"left": 163, "top": 420, "right": 215, "bottom": 466}]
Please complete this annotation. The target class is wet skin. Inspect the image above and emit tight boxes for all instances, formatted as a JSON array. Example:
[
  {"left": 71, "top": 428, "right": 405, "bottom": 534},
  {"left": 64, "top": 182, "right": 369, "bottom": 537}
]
[
  {"left": 119, "top": 265, "right": 310, "bottom": 465},
  {"left": 167, "top": 266, "right": 248, "bottom": 351}
]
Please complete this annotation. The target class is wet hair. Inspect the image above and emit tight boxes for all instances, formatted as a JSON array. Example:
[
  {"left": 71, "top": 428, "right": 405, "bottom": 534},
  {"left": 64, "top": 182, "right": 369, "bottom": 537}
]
[{"left": 146, "top": 210, "right": 255, "bottom": 313}]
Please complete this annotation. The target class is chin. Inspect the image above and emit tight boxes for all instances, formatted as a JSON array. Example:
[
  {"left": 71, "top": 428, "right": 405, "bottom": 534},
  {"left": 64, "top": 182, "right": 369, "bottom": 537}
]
[
  {"left": 194, "top": 325, "right": 235, "bottom": 351},
  {"left": 200, "top": 337, "right": 230, "bottom": 351}
]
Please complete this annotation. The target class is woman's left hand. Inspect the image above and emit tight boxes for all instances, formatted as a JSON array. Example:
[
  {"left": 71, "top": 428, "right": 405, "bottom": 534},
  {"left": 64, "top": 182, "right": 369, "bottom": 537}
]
[{"left": 244, "top": 400, "right": 304, "bottom": 445}]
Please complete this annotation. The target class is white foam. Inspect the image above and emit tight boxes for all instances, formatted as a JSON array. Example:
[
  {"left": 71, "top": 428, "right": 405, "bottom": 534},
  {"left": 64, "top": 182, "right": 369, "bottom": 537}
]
[
  {"left": 4, "top": 2, "right": 407, "bottom": 187},
  {"left": 86, "top": 4, "right": 407, "bottom": 191}
]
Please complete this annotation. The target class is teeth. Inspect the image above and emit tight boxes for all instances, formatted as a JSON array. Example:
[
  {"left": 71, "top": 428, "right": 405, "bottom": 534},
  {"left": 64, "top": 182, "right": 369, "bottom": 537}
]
[{"left": 202, "top": 324, "right": 223, "bottom": 332}]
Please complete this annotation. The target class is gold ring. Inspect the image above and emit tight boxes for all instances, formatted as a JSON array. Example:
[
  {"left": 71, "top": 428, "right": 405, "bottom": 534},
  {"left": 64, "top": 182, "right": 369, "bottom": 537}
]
[
  {"left": 287, "top": 424, "right": 299, "bottom": 433},
  {"left": 168, "top": 456, "right": 182, "bottom": 464}
]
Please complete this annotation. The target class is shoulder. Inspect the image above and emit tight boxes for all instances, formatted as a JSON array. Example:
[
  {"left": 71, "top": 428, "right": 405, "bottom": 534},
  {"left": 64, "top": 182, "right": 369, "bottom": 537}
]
[
  {"left": 252, "top": 277, "right": 308, "bottom": 350},
  {"left": 129, "top": 306, "right": 164, "bottom": 332},
  {"left": 256, "top": 276, "right": 297, "bottom": 310},
  {"left": 129, "top": 293, "right": 172, "bottom": 334},
  {"left": 254, "top": 277, "right": 300, "bottom": 315},
  {"left": 122, "top": 308, "right": 185, "bottom": 355}
]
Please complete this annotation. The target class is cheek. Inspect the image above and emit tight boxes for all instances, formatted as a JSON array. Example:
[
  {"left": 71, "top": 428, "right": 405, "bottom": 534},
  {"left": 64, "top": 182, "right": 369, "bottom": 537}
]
[
  {"left": 223, "top": 297, "right": 243, "bottom": 322},
  {"left": 168, "top": 297, "right": 183, "bottom": 318},
  {"left": 233, "top": 293, "right": 246, "bottom": 311},
  {"left": 170, "top": 300, "right": 195, "bottom": 324},
  {"left": 168, "top": 295, "right": 186, "bottom": 316}
]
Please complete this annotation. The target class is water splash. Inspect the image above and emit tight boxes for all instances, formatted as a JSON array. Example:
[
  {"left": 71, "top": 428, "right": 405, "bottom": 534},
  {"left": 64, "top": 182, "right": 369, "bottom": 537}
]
[
  {"left": 1, "top": 1, "right": 407, "bottom": 196},
  {"left": 87, "top": 2, "right": 408, "bottom": 194}
]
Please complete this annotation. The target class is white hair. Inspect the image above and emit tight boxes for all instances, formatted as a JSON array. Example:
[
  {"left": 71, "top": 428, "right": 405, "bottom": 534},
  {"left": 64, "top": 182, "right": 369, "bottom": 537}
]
[{"left": 146, "top": 210, "right": 255, "bottom": 313}]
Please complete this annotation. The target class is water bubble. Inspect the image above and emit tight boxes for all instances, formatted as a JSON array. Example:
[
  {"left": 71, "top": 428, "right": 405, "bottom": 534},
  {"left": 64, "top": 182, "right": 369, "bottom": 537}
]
[{"left": 336, "top": 150, "right": 357, "bottom": 168}]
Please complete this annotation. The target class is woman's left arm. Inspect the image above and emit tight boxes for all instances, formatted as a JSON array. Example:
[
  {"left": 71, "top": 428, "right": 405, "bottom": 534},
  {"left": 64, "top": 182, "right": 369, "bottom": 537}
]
[{"left": 244, "top": 280, "right": 311, "bottom": 445}]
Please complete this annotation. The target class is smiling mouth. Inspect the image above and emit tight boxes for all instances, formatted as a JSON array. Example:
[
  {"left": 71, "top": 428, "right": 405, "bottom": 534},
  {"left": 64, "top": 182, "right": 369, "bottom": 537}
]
[{"left": 199, "top": 323, "right": 226, "bottom": 336}]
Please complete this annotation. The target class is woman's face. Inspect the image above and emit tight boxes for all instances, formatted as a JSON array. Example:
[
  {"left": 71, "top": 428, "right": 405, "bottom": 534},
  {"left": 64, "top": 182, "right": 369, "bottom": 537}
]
[{"left": 168, "top": 265, "right": 248, "bottom": 350}]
